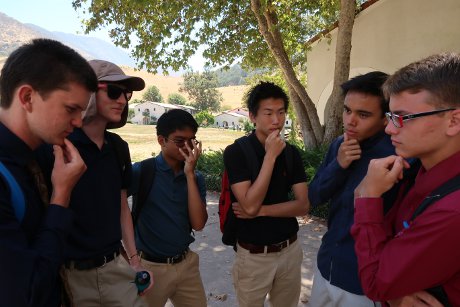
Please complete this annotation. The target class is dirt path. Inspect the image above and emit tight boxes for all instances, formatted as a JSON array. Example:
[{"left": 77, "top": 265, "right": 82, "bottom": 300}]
[{"left": 167, "top": 191, "right": 327, "bottom": 307}]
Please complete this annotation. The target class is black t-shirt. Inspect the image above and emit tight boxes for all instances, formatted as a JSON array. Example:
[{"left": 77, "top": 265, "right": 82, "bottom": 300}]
[{"left": 223, "top": 132, "right": 307, "bottom": 245}]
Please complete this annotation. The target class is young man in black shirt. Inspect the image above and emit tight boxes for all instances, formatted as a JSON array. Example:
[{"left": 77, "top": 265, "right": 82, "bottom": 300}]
[{"left": 223, "top": 81, "right": 309, "bottom": 307}]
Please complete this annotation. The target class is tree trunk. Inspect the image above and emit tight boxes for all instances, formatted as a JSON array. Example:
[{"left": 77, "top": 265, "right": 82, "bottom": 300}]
[
  {"left": 322, "top": 0, "right": 356, "bottom": 145},
  {"left": 287, "top": 84, "right": 317, "bottom": 147},
  {"left": 250, "top": 0, "right": 323, "bottom": 148}
]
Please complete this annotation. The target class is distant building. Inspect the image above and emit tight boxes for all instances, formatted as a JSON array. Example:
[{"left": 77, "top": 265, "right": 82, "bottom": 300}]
[
  {"left": 214, "top": 111, "right": 248, "bottom": 129},
  {"left": 130, "top": 101, "right": 196, "bottom": 125}
]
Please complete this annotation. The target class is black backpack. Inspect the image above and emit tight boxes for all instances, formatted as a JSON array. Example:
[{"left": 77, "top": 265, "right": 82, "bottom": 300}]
[
  {"left": 220, "top": 136, "right": 293, "bottom": 247},
  {"left": 131, "top": 157, "right": 156, "bottom": 226},
  {"left": 404, "top": 173, "right": 460, "bottom": 307}
]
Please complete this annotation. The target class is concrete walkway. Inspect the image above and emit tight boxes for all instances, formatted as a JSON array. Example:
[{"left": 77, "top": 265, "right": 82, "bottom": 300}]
[{"left": 167, "top": 191, "right": 327, "bottom": 307}]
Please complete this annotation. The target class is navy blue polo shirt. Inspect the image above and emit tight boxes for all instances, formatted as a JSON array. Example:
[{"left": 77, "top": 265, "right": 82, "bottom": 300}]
[
  {"left": 223, "top": 132, "right": 308, "bottom": 245},
  {"left": 37, "top": 128, "right": 132, "bottom": 260},
  {"left": 308, "top": 131, "right": 399, "bottom": 295},
  {"left": 0, "top": 123, "right": 73, "bottom": 307},
  {"left": 134, "top": 153, "right": 207, "bottom": 258}
]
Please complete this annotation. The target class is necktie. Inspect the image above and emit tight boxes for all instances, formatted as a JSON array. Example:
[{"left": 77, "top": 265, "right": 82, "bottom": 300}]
[{"left": 27, "top": 160, "right": 49, "bottom": 206}]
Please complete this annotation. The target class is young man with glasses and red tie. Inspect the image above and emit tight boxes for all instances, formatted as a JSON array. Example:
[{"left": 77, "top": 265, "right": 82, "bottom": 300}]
[
  {"left": 352, "top": 53, "right": 460, "bottom": 306},
  {"left": 37, "top": 60, "right": 151, "bottom": 306},
  {"left": 131, "top": 109, "right": 208, "bottom": 307}
]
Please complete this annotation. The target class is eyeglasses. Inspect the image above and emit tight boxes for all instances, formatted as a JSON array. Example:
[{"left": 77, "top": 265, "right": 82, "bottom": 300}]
[
  {"left": 165, "top": 137, "right": 199, "bottom": 148},
  {"left": 98, "top": 83, "right": 133, "bottom": 102},
  {"left": 385, "top": 108, "right": 455, "bottom": 128}
]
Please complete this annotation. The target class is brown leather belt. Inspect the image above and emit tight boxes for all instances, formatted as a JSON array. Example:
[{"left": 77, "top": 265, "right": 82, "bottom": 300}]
[
  {"left": 64, "top": 250, "right": 120, "bottom": 270},
  {"left": 140, "top": 248, "right": 189, "bottom": 264},
  {"left": 238, "top": 234, "right": 297, "bottom": 254}
]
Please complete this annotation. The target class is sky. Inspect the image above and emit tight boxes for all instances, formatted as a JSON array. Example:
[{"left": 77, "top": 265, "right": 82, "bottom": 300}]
[{"left": 0, "top": 0, "right": 205, "bottom": 71}]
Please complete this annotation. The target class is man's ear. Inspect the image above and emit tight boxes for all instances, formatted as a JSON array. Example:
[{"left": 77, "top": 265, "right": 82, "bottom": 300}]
[
  {"left": 17, "top": 85, "right": 34, "bottom": 112},
  {"left": 446, "top": 109, "right": 460, "bottom": 136},
  {"left": 249, "top": 111, "right": 256, "bottom": 124},
  {"left": 158, "top": 135, "right": 166, "bottom": 147}
]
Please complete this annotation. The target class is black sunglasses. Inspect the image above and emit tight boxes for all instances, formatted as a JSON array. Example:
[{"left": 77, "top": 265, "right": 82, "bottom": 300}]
[{"left": 98, "top": 83, "right": 133, "bottom": 102}]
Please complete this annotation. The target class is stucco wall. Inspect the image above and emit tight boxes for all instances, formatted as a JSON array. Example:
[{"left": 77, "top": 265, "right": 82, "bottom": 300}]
[{"left": 307, "top": 0, "right": 460, "bottom": 123}]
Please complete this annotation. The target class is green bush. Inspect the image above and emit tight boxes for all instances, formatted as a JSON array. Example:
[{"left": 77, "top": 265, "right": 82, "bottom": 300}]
[
  {"left": 197, "top": 149, "right": 224, "bottom": 192},
  {"left": 197, "top": 145, "right": 329, "bottom": 219}
]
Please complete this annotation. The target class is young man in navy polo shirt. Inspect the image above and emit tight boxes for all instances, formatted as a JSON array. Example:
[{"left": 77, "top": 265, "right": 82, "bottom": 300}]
[
  {"left": 37, "top": 60, "right": 150, "bottom": 306},
  {"left": 308, "top": 72, "right": 395, "bottom": 306},
  {"left": 0, "top": 39, "right": 97, "bottom": 306},
  {"left": 224, "top": 81, "right": 309, "bottom": 307},
  {"left": 132, "top": 109, "right": 208, "bottom": 307}
]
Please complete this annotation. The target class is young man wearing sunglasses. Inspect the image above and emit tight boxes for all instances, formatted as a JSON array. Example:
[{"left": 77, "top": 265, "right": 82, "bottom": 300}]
[
  {"left": 131, "top": 109, "right": 208, "bottom": 307},
  {"left": 308, "top": 72, "right": 403, "bottom": 306},
  {"left": 352, "top": 53, "right": 460, "bottom": 306},
  {"left": 37, "top": 60, "right": 150, "bottom": 306},
  {"left": 0, "top": 39, "right": 97, "bottom": 307}
]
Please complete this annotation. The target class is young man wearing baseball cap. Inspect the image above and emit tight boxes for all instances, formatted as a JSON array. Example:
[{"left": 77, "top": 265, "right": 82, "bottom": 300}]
[{"left": 37, "top": 60, "right": 151, "bottom": 306}]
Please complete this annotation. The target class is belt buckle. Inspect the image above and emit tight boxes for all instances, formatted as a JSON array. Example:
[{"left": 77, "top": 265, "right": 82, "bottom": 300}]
[
  {"left": 273, "top": 241, "right": 285, "bottom": 252},
  {"left": 100, "top": 255, "right": 108, "bottom": 268}
]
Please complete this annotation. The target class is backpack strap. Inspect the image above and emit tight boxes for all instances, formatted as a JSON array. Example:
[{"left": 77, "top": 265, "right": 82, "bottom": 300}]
[
  {"left": 132, "top": 157, "right": 156, "bottom": 225},
  {"left": 404, "top": 173, "right": 460, "bottom": 307},
  {"left": 409, "top": 173, "right": 460, "bottom": 222},
  {"left": 235, "top": 137, "right": 259, "bottom": 182},
  {"left": 0, "top": 161, "right": 25, "bottom": 223},
  {"left": 284, "top": 143, "right": 294, "bottom": 184}
]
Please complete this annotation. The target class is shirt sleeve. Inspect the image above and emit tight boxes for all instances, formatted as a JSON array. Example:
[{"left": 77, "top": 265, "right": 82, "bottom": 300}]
[
  {"left": 289, "top": 145, "right": 308, "bottom": 185},
  {"left": 308, "top": 138, "right": 350, "bottom": 207},
  {"left": 351, "top": 195, "right": 460, "bottom": 301},
  {"left": 120, "top": 139, "right": 132, "bottom": 190},
  {"left": 0, "top": 187, "right": 74, "bottom": 306},
  {"left": 196, "top": 171, "right": 207, "bottom": 204},
  {"left": 223, "top": 143, "right": 251, "bottom": 185}
]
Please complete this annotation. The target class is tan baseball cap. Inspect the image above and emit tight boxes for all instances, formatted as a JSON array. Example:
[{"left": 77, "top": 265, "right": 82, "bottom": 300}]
[{"left": 88, "top": 59, "right": 145, "bottom": 91}]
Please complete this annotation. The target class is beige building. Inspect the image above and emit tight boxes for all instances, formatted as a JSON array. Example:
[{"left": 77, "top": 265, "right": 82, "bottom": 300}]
[{"left": 307, "top": 0, "right": 460, "bottom": 123}]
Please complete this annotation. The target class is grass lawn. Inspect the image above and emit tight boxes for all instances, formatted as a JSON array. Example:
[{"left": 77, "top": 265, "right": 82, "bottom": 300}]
[{"left": 111, "top": 123, "right": 245, "bottom": 162}]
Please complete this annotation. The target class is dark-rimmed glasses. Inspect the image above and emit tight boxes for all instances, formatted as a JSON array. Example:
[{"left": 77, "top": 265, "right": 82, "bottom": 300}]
[
  {"left": 98, "top": 83, "right": 133, "bottom": 102},
  {"left": 385, "top": 108, "right": 455, "bottom": 128},
  {"left": 165, "top": 137, "right": 199, "bottom": 148}
]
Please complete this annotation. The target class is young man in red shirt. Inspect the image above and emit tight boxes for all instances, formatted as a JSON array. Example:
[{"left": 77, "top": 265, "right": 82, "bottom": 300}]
[{"left": 352, "top": 53, "right": 460, "bottom": 306}]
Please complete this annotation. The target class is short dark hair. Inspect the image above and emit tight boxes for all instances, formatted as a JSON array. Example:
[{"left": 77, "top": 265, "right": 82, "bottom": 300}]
[
  {"left": 0, "top": 39, "right": 98, "bottom": 108},
  {"left": 341, "top": 71, "right": 389, "bottom": 115},
  {"left": 383, "top": 53, "right": 460, "bottom": 108},
  {"left": 156, "top": 109, "right": 198, "bottom": 137},
  {"left": 245, "top": 81, "right": 289, "bottom": 115}
]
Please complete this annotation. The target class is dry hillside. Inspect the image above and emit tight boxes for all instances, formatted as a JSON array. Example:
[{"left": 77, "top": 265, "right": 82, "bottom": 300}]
[{"left": 122, "top": 66, "right": 247, "bottom": 110}]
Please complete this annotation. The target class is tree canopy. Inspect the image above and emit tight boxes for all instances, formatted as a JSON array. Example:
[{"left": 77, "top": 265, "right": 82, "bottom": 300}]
[
  {"left": 180, "top": 71, "right": 222, "bottom": 112},
  {"left": 142, "top": 85, "right": 164, "bottom": 103},
  {"left": 73, "top": 0, "right": 358, "bottom": 147},
  {"left": 167, "top": 93, "right": 188, "bottom": 105}
]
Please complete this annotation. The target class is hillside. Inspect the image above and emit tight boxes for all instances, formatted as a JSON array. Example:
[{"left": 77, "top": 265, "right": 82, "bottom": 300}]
[
  {"left": 123, "top": 66, "right": 247, "bottom": 110},
  {"left": 0, "top": 11, "right": 248, "bottom": 110}
]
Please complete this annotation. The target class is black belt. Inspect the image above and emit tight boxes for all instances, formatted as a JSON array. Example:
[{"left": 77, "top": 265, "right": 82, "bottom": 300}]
[
  {"left": 238, "top": 234, "right": 297, "bottom": 254},
  {"left": 140, "top": 248, "right": 189, "bottom": 264},
  {"left": 64, "top": 250, "right": 120, "bottom": 270}
]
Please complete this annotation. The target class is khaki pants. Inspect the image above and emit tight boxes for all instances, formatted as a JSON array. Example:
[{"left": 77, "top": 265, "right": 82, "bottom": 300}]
[
  {"left": 63, "top": 254, "right": 147, "bottom": 307},
  {"left": 140, "top": 250, "right": 206, "bottom": 307},
  {"left": 309, "top": 265, "right": 379, "bottom": 307},
  {"left": 233, "top": 239, "right": 303, "bottom": 307}
]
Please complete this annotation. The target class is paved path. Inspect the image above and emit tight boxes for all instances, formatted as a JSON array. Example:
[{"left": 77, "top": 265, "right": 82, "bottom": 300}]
[{"left": 166, "top": 191, "right": 327, "bottom": 307}]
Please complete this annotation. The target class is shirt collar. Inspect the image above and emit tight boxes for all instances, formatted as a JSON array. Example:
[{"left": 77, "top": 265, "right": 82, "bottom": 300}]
[
  {"left": 0, "top": 123, "right": 35, "bottom": 167},
  {"left": 414, "top": 150, "right": 460, "bottom": 196},
  {"left": 156, "top": 152, "right": 185, "bottom": 176}
]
